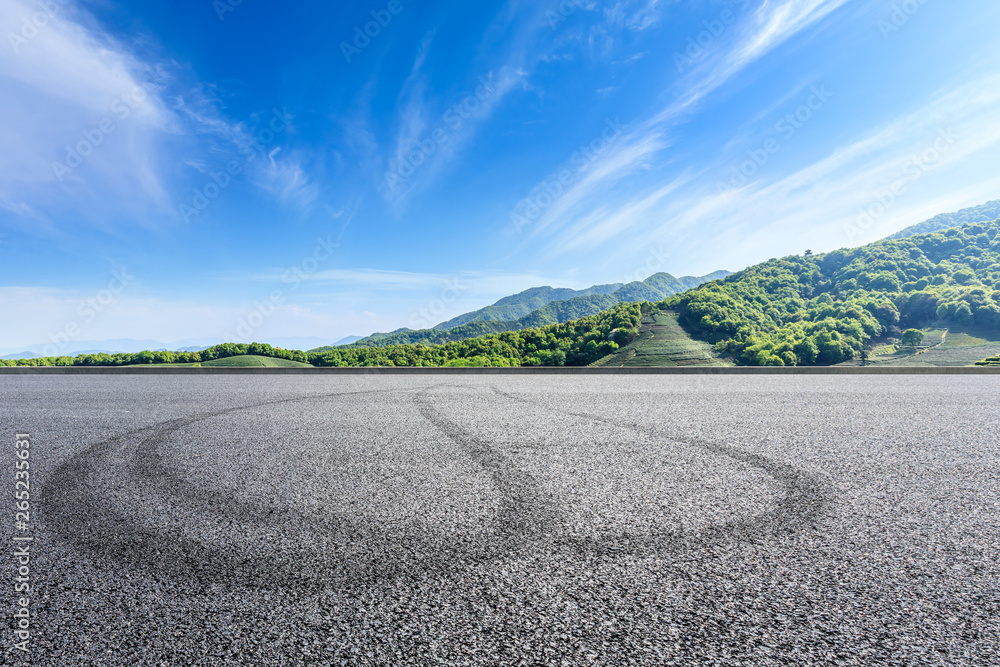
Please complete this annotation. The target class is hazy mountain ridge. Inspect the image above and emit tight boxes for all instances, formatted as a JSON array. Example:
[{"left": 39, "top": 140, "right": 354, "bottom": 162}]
[
  {"left": 434, "top": 283, "right": 622, "bottom": 329},
  {"left": 323, "top": 271, "right": 729, "bottom": 351}
]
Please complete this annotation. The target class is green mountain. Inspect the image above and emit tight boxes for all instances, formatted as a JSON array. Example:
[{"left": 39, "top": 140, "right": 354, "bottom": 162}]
[
  {"left": 320, "top": 271, "right": 729, "bottom": 351},
  {"left": 435, "top": 283, "right": 621, "bottom": 329},
  {"left": 3, "top": 305, "right": 649, "bottom": 369},
  {"left": 886, "top": 199, "right": 1000, "bottom": 241},
  {"left": 434, "top": 272, "right": 726, "bottom": 330},
  {"left": 667, "top": 219, "right": 1000, "bottom": 365}
]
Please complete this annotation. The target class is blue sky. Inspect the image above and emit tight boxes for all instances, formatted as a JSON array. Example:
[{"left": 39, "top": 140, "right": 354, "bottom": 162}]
[{"left": 3, "top": 0, "right": 1000, "bottom": 351}]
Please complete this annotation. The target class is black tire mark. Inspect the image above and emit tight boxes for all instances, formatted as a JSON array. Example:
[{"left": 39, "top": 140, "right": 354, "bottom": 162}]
[
  {"left": 487, "top": 386, "right": 831, "bottom": 557},
  {"left": 44, "top": 382, "right": 830, "bottom": 594},
  {"left": 412, "top": 390, "right": 560, "bottom": 550},
  {"left": 43, "top": 388, "right": 526, "bottom": 591}
]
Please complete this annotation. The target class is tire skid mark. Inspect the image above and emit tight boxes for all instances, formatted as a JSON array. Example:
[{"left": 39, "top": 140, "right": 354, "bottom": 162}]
[
  {"left": 412, "top": 388, "right": 561, "bottom": 551},
  {"left": 44, "top": 387, "right": 507, "bottom": 591},
  {"left": 44, "top": 382, "right": 831, "bottom": 594},
  {"left": 488, "top": 386, "right": 832, "bottom": 557}
]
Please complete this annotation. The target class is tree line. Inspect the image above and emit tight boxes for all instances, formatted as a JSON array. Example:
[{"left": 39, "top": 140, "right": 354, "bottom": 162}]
[{"left": 2, "top": 304, "right": 644, "bottom": 368}]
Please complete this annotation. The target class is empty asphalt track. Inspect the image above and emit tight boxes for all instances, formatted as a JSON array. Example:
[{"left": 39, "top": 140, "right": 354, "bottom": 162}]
[{"left": 2, "top": 375, "right": 998, "bottom": 665}]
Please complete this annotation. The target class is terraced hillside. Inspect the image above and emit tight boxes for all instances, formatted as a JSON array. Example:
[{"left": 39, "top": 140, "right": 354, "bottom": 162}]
[
  {"left": 837, "top": 327, "right": 1000, "bottom": 367},
  {"left": 590, "top": 311, "right": 730, "bottom": 367}
]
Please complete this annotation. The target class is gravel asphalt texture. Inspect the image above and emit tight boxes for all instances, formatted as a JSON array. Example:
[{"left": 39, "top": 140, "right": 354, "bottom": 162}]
[{"left": 1, "top": 375, "right": 998, "bottom": 665}]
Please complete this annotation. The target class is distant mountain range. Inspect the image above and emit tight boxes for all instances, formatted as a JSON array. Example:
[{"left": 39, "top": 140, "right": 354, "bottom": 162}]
[
  {"left": 435, "top": 273, "right": 727, "bottom": 330},
  {"left": 1, "top": 351, "right": 41, "bottom": 360},
  {"left": 333, "top": 336, "right": 364, "bottom": 346},
  {"left": 316, "top": 271, "right": 730, "bottom": 351},
  {"left": 887, "top": 199, "right": 1000, "bottom": 240}
]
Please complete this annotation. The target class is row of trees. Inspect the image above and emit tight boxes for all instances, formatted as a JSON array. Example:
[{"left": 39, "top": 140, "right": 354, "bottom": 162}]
[
  {"left": 3, "top": 304, "right": 645, "bottom": 369},
  {"left": 1, "top": 343, "right": 310, "bottom": 367}
]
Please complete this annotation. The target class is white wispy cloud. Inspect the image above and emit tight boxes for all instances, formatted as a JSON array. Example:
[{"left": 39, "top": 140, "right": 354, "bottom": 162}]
[
  {"left": 0, "top": 0, "right": 318, "bottom": 230},
  {"left": 382, "top": 63, "right": 527, "bottom": 202},
  {"left": 576, "top": 67, "right": 1000, "bottom": 275},
  {"left": 514, "top": 0, "right": 852, "bottom": 251},
  {"left": 0, "top": 0, "right": 174, "bottom": 220}
]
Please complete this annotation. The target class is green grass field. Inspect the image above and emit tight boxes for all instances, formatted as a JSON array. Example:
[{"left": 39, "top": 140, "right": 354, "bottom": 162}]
[
  {"left": 590, "top": 311, "right": 731, "bottom": 367},
  {"left": 126, "top": 355, "right": 314, "bottom": 368},
  {"left": 203, "top": 355, "right": 313, "bottom": 367}
]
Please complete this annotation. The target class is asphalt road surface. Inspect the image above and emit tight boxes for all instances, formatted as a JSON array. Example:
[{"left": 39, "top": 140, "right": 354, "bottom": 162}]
[{"left": 2, "top": 375, "right": 998, "bottom": 665}]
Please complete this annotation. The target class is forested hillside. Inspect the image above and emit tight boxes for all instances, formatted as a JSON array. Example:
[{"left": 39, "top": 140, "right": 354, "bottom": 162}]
[
  {"left": 668, "top": 220, "right": 1000, "bottom": 365},
  {"left": 886, "top": 199, "right": 1000, "bottom": 240}
]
